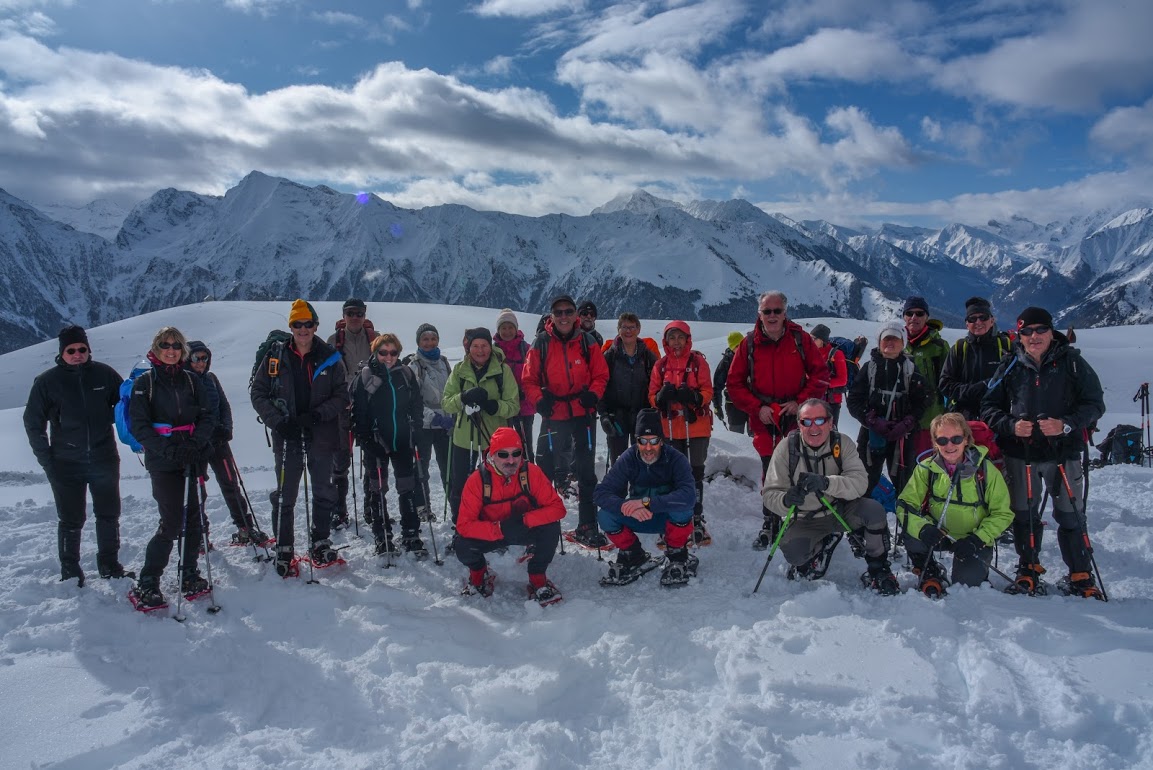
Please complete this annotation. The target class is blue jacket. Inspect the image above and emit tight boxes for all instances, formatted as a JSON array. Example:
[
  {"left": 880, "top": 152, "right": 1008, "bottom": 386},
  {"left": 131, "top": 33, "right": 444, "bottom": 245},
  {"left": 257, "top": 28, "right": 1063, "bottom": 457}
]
[{"left": 594, "top": 444, "right": 696, "bottom": 513}]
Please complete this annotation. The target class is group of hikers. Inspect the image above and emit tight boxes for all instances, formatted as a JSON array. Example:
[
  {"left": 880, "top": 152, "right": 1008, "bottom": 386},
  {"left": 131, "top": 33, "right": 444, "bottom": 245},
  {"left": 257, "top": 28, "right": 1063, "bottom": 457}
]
[{"left": 23, "top": 289, "right": 1108, "bottom": 610}]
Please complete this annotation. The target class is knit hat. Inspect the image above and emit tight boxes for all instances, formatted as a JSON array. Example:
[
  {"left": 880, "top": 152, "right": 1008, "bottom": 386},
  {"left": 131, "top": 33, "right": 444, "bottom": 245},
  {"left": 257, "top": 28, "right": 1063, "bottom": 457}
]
[
  {"left": 902, "top": 296, "right": 929, "bottom": 315},
  {"left": 1016, "top": 306, "right": 1054, "bottom": 329},
  {"left": 578, "top": 300, "right": 598, "bottom": 316},
  {"left": 878, "top": 320, "right": 906, "bottom": 346},
  {"left": 342, "top": 298, "right": 366, "bottom": 313},
  {"left": 964, "top": 296, "right": 992, "bottom": 319},
  {"left": 464, "top": 327, "right": 493, "bottom": 347},
  {"left": 488, "top": 426, "right": 523, "bottom": 455},
  {"left": 288, "top": 299, "right": 318, "bottom": 325},
  {"left": 495, "top": 309, "right": 518, "bottom": 330},
  {"left": 810, "top": 324, "right": 831, "bottom": 343},
  {"left": 550, "top": 294, "right": 576, "bottom": 311},
  {"left": 58, "top": 325, "right": 88, "bottom": 354},
  {"left": 727, "top": 331, "right": 744, "bottom": 351},
  {"left": 415, "top": 323, "right": 439, "bottom": 343},
  {"left": 635, "top": 408, "right": 663, "bottom": 440}
]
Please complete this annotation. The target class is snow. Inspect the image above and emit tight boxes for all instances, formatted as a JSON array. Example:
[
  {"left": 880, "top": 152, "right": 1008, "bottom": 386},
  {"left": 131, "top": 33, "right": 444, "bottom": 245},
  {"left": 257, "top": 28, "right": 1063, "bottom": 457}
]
[{"left": 3, "top": 301, "right": 1153, "bottom": 768}]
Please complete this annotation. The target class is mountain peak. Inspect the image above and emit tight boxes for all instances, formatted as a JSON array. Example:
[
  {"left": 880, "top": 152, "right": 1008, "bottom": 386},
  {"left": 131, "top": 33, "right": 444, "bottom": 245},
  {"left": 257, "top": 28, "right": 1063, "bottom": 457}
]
[{"left": 591, "top": 189, "right": 681, "bottom": 216}]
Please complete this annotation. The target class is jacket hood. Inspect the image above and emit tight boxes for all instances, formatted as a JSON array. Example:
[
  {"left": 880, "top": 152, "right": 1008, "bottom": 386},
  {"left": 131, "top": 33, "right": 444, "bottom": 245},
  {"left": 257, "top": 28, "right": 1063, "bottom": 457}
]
[
  {"left": 661, "top": 320, "right": 693, "bottom": 357},
  {"left": 186, "top": 340, "right": 212, "bottom": 372}
]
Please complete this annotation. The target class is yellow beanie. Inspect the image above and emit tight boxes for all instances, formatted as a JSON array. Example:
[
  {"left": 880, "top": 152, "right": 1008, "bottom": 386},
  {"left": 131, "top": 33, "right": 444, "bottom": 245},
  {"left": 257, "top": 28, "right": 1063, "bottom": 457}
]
[
  {"left": 288, "top": 299, "right": 317, "bottom": 326},
  {"left": 727, "top": 331, "right": 744, "bottom": 350}
]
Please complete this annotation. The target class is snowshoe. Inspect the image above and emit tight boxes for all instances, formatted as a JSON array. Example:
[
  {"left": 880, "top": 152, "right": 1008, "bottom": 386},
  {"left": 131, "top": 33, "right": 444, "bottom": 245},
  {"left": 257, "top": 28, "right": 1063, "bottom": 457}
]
[
  {"left": 374, "top": 532, "right": 397, "bottom": 556},
  {"left": 331, "top": 510, "right": 352, "bottom": 531},
  {"left": 1055, "top": 571, "right": 1104, "bottom": 600},
  {"left": 308, "top": 539, "right": 346, "bottom": 569},
  {"left": 528, "top": 580, "right": 564, "bottom": 607},
  {"left": 692, "top": 517, "right": 712, "bottom": 546},
  {"left": 600, "top": 548, "right": 660, "bottom": 586},
  {"left": 555, "top": 474, "right": 578, "bottom": 500},
  {"left": 128, "top": 579, "right": 167, "bottom": 612},
  {"left": 230, "top": 526, "right": 273, "bottom": 547},
  {"left": 180, "top": 570, "right": 210, "bottom": 600},
  {"left": 274, "top": 547, "right": 298, "bottom": 578},
  {"left": 751, "top": 517, "right": 781, "bottom": 551},
  {"left": 462, "top": 567, "right": 497, "bottom": 598},
  {"left": 786, "top": 532, "right": 842, "bottom": 581},
  {"left": 197, "top": 540, "right": 215, "bottom": 556},
  {"left": 861, "top": 560, "right": 901, "bottom": 596},
  {"left": 1004, "top": 563, "right": 1048, "bottom": 596},
  {"left": 401, "top": 530, "right": 428, "bottom": 560},
  {"left": 416, "top": 504, "right": 436, "bottom": 523},
  {"left": 98, "top": 560, "right": 135, "bottom": 580},
  {"left": 565, "top": 525, "right": 614, "bottom": 551},
  {"left": 660, "top": 548, "right": 699, "bottom": 588},
  {"left": 916, "top": 560, "right": 949, "bottom": 599}
]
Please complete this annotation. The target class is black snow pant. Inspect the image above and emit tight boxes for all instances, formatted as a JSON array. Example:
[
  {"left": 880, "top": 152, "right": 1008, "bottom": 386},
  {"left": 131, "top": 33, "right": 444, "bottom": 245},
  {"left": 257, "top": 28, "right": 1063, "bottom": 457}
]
[
  {"left": 904, "top": 537, "right": 994, "bottom": 587},
  {"left": 140, "top": 469, "right": 202, "bottom": 581},
  {"left": 1003, "top": 456, "right": 1091, "bottom": 574},
  {"left": 537, "top": 416, "right": 597, "bottom": 528},
  {"left": 206, "top": 442, "right": 251, "bottom": 532},
  {"left": 415, "top": 427, "right": 451, "bottom": 491},
  {"left": 455, "top": 521, "right": 562, "bottom": 579},
  {"left": 47, "top": 458, "right": 122, "bottom": 576},
  {"left": 447, "top": 442, "right": 482, "bottom": 525},
  {"left": 363, "top": 445, "right": 426, "bottom": 538},
  {"left": 331, "top": 410, "right": 352, "bottom": 518},
  {"left": 669, "top": 436, "right": 709, "bottom": 521},
  {"left": 269, "top": 435, "right": 337, "bottom": 551}
]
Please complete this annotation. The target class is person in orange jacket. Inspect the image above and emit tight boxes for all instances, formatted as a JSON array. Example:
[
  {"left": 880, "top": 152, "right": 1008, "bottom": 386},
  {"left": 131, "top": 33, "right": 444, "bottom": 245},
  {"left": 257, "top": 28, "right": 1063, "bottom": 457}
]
[
  {"left": 649, "top": 320, "right": 714, "bottom": 545},
  {"left": 455, "top": 427, "right": 566, "bottom": 605}
]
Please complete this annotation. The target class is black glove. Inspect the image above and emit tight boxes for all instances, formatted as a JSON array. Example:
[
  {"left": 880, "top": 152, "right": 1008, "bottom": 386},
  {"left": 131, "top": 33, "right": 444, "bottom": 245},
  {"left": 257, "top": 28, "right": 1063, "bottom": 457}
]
[
  {"left": 655, "top": 383, "right": 676, "bottom": 410},
  {"left": 483, "top": 398, "right": 499, "bottom": 415},
  {"left": 297, "top": 412, "right": 316, "bottom": 431},
  {"left": 212, "top": 426, "right": 232, "bottom": 443},
  {"left": 797, "top": 472, "right": 829, "bottom": 494},
  {"left": 536, "top": 395, "right": 554, "bottom": 417},
  {"left": 684, "top": 409, "right": 698, "bottom": 424},
  {"left": 599, "top": 414, "right": 619, "bottom": 437},
  {"left": 171, "top": 443, "right": 202, "bottom": 466},
  {"left": 918, "top": 525, "right": 946, "bottom": 550},
  {"left": 275, "top": 418, "right": 300, "bottom": 439},
  {"left": 578, "top": 389, "right": 598, "bottom": 409},
  {"left": 675, "top": 385, "right": 699, "bottom": 406},
  {"left": 782, "top": 485, "right": 807, "bottom": 508},
  {"left": 500, "top": 513, "right": 530, "bottom": 542},
  {"left": 462, "top": 386, "right": 488, "bottom": 407},
  {"left": 952, "top": 534, "right": 984, "bottom": 561}
]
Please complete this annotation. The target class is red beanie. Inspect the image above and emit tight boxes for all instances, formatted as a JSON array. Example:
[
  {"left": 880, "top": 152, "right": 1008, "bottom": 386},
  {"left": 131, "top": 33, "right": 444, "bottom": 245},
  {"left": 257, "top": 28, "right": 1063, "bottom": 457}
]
[{"left": 488, "top": 427, "right": 522, "bottom": 454}]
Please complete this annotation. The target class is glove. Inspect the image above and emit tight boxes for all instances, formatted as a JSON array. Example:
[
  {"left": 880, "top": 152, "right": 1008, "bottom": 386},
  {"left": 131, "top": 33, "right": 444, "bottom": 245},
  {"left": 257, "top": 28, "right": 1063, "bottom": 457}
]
[
  {"left": 536, "top": 395, "right": 555, "bottom": 418},
  {"left": 212, "top": 426, "right": 232, "bottom": 443},
  {"left": 297, "top": 412, "right": 317, "bottom": 431},
  {"left": 797, "top": 472, "right": 829, "bottom": 494},
  {"left": 918, "top": 525, "right": 946, "bottom": 550},
  {"left": 356, "top": 435, "right": 384, "bottom": 459},
  {"left": 865, "top": 411, "right": 891, "bottom": 435},
  {"left": 462, "top": 386, "right": 488, "bottom": 407},
  {"left": 886, "top": 415, "right": 916, "bottom": 441},
  {"left": 275, "top": 418, "right": 300, "bottom": 439},
  {"left": 952, "top": 534, "right": 984, "bottom": 561},
  {"left": 483, "top": 398, "right": 499, "bottom": 416},
  {"left": 578, "top": 389, "right": 598, "bottom": 409},
  {"left": 675, "top": 385, "right": 699, "bottom": 406},
  {"left": 500, "top": 513, "right": 530, "bottom": 542},
  {"left": 170, "top": 443, "right": 202, "bottom": 466},
  {"left": 431, "top": 412, "right": 455, "bottom": 431},
  {"left": 655, "top": 383, "right": 675, "bottom": 410},
  {"left": 599, "top": 414, "right": 619, "bottom": 437},
  {"left": 684, "top": 409, "right": 698, "bottom": 424},
  {"left": 782, "top": 485, "right": 807, "bottom": 508},
  {"left": 464, "top": 403, "right": 481, "bottom": 416},
  {"left": 510, "top": 496, "right": 535, "bottom": 516}
]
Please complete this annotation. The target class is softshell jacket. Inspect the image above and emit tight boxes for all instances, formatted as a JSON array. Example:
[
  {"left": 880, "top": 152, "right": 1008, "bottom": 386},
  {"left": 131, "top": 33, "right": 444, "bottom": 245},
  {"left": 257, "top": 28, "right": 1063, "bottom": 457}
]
[
  {"left": 493, "top": 332, "right": 534, "bottom": 417},
  {"left": 407, "top": 351, "right": 452, "bottom": 429},
  {"left": 457, "top": 461, "right": 566, "bottom": 541},
  {"left": 980, "top": 333, "right": 1105, "bottom": 462},
  {"left": 599, "top": 337, "right": 659, "bottom": 432},
  {"left": 761, "top": 432, "right": 869, "bottom": 518},
  {"left": 24, "top": 356, "right": 122, "bottom": 468},
  {"left": 846, "top": 350, "right": 928, "bottom": 426},
  {"left": 905, "top": 320, "right": 950, "bottom": 429},
  {"left": 593, "top": 444, "right": 697, "bottom": 514},
  {"left": 897, "top": 445, "right": 1013, "bottom": 546},
  {"left": 522, "top": 326, "right": 609, "bottom": 422},
  {"left": 648, "top": 323, "right": 713, "bottom": 440},
  {"left": 939, "top": 329, "right": 1014, "bottom": 420},
  {"left": 441, "top": 356, "right": 520, "bottom": 451},
  {"left": 726, "top": 320, "right": 828, "bottom": 456},
  {"left": 250, "top": 337, "right": 349, "bottom": 451},
  {"left": 129, "top": 355, "right": 216, "bottom": 474},
  {"left": 351, "top": 358, "right": 422, "bottom": 452}
]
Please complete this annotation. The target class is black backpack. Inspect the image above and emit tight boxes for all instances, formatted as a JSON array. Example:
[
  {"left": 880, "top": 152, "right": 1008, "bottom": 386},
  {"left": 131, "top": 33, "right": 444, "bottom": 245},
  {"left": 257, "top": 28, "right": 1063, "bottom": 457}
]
[{"left": 1100, "top": 424, "right": 1143, "bottom": 465}]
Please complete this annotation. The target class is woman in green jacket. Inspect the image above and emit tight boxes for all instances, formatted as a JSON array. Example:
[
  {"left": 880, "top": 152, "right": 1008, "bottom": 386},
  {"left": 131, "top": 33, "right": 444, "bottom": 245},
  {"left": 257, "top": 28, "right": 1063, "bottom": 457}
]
[
  {"left": 443, "top": 327, "right": 520, "bottom": 523},
  {"left": 898, "top": 412, "right": 1013, "bottom": 594}
]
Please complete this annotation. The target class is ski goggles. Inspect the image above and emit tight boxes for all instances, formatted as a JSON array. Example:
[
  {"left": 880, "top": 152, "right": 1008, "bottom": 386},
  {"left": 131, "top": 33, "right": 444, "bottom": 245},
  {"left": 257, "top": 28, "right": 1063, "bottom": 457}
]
[
  {"left": 191, "top": 354, "right": 209, "bottom": 363},
  {"left": 637, "top": 436, "right": 662, "bottom": 446},
  {"left": 934, "top": 435, "right": 966, "bottom": 446},
  {"left": 493, "top": 449, "right": 523, "bottom": 459},
  {"left": 799, "top": 417, "right": 829, "bottom": 427}
]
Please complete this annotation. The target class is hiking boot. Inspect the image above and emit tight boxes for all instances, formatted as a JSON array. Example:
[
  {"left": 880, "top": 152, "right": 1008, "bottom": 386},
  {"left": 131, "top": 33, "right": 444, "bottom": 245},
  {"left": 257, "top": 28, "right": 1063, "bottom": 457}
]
[
  {"left": 917, "top": 560, "right": 949, "bottom": 599},
  {"left": 528, "top": 579, "right": 563, "bottom": 606},
  {"left": 231, "top": 526, "right": 271, "bottom": 546},
  {"left": 1058, "top": 571, "right": 1103, "bottom": 600},
  {"left": 60, "top": 561, "right": 85, "bottom": 588},
  {"left": 571, "top": 524, "right": 609, "bottom": 550},
  {"left": 660, "top": 547, "right": 699, "bottom": 587},
  {"left": 130, "top": 577, "right": 166, "bottom": 610},
  {"left": 401, "top": 529, "right": 426, "bottom": 554},
  {"left": 601, "top": 545, "right": 655, "bottom": 586},
  {"left": 862, "top": 559, "right": 900, "bottom": 596},
  {"left": 98, "top": 559, "right": 134, "bottom": 580},
  {"left": 311, "top": 539, "right": 338, "bottom": 565},
  {"left": 181, "top": 569, "right": 209, "bottom": 597},
  {"left": 463, "top": 566, "right": 497, "bottom": 598},
  {"left": 786, "top": 533, "right": 842, "bottom": 581},
  {"left": 752, "top": 517, "right": 781, "bottom": 551},
  {"left": 274, "top": 546, "right": 297, "bottom": 578},
  {"left": 331, "top": 510, "right": 352, "bottom": 531},
  {"left": 374, "top": 531, "right": 397, "bottom": 556},
  {"left": 692, "top": 516, "right": 712, "bottom": 546},
  {"left": 1008, "top": 562, "right": 1047, "bottom": 595}
]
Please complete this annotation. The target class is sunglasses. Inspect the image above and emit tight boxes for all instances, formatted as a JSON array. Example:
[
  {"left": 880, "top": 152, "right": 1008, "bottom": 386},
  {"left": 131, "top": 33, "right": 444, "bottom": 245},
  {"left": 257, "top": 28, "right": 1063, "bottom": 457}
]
[
  {"left": 966, "top": 314, "right": 991, "bottom": 323},
  {"left": 157, "top": 341, "right": 182, "bottom": 350},
  {"left": 63, "top": 346, "right": 88, "bottom": 355},
  {"left": 553, "top": 307, "right": 577, "bottom": 317},
  {"left": 759, "top": 307, "right": 785, "bottom": 316},
  {"left": 494, "top": 449, "right": 523, "bottom": 459},
  {"left": 344, "top": 310, "right": 365, "bottom": 318},
  {"left": 637, "top": 436, "right": 662, "bottom": 446},
  {"left": 579, "top": 310, "right": 596, "bottom": 317},
  {"left": 1018, "top": 325, "right": 1050, "bottom": 337},
  {"left": 376, "top": 349, "right": 399, "bottom": 358},
  {"left": 191, "top": 354, "right": 209, "bottom": 363},
  {"left": 935, "top": 435, "right": 966, "bottom": 446},
  {"left": 290, "top": 321, "right": 317, "bottom": 329},
  {"left": 904, "top": 310, "right": 927, "bottom": 318},
  {"left": 799, "top": 417, "right": 829, "bottom": 427}
]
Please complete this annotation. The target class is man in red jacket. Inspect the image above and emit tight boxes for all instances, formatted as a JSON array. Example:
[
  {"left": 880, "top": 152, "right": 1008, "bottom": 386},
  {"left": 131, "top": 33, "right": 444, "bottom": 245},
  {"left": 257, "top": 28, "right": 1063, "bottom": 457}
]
[
  {"left": 726, "top": 290, "right": 829, "bottom": 549},
  {"left": 523, "top": 294, "right": 611, "bottom": 549},
  {"left": 455, "top": 427, "right": 566, "bottom": 605}
]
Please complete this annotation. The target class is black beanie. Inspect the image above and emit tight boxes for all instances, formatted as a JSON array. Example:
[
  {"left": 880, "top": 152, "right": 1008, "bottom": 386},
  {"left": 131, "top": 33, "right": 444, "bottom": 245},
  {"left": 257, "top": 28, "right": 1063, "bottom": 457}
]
[
  {"left": 635, "top": 408, "right": 663, "bottom": 440},
  {"left": 416, "top": 323, "right": 439, "bottom": 343},
  {"left": 1016, "top": 307, "right": 1053, "bottom": 329},
  {"left": 464, "top": 327, "right": 493, "bottom": 347},
  {"left": 578, "top": 300, "right": 598, "bottom": 316},
  {"left": 964, "top": 297, "right": 992, "bottom": 318},
  {"left": 58, "top": 325, "right": 88, "bottom": 354},
  {"left": 810, "top": 324, "right": 831, "bottom": 343},
  {"left": 902, "top": 296, "right": 929, "bottom": 314},
  {"left": 342, "top": 298, "right": 366, "bottom": 313}
]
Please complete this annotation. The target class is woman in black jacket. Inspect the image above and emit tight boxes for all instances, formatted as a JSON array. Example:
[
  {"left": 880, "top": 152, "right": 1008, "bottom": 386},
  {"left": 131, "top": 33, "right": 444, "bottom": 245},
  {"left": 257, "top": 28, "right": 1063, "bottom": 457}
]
[{"left": 128, "top": 327, "right": 216, "bottom": 610}]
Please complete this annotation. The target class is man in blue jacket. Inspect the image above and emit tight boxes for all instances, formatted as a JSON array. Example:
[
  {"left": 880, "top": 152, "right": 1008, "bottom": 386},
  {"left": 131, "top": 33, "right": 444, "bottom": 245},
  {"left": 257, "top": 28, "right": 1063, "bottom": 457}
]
[{"left": 595, "top": 408, "right": 698, "bottom": 587}]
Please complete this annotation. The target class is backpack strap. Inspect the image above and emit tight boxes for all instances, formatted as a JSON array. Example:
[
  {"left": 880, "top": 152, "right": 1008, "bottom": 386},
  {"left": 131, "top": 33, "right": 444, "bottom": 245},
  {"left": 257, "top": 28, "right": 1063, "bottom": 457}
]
[
  {"left": 480, "top": 463, "right": 536, "bottom": 507},
  {"left": 786, "top": 430, "right": 843, "bottom": 480}
]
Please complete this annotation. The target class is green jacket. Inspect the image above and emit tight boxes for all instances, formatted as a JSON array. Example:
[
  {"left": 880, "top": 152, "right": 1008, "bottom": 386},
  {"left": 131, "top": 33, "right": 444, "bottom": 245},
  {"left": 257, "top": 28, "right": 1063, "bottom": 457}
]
[
  {"left": 441, "top": 354, "right": 520, "bottom": 451},
  {"left": 897, "top": 445, "right": 1013, "bottom": 546},
  {"left": 906, "top": 320, "right": 950, "bottom": 429}
]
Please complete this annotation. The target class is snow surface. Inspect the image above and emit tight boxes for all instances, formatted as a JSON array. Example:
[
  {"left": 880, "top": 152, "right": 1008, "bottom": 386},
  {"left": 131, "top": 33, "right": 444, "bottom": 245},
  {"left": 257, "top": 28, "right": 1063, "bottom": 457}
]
[{"left": 2, "top": 301, "right": 1153, "bottom": 769}]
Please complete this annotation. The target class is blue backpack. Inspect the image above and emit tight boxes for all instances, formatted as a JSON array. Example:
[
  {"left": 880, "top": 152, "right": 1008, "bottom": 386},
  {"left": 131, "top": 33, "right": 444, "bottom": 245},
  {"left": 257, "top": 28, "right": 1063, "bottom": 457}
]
[{"left": 114, "top": 359, "right": 150, "bottom": 454}]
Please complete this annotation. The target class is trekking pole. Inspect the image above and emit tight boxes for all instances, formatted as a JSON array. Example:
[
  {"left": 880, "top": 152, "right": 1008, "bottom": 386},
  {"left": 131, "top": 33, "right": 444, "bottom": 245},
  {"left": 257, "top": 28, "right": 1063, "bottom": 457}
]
[
  {"left": 301, "top": 437, "right": 318, "bottom": 585},
  {"left": 228, "top": 456, "right": 272, "bottom": 562},
  {"left": 752, "top": 505, "right": 797, "bottom": 594},
  {"left": 815, "top": 495, "right": 869, "bottom": 555},
  {"left": 196, "top": 474, "right": 222, "bottom": 614},
  {"left": 1136, "top": 383, "right": 1151, "bottom": 468},
  {"left": 376, "top": 463, "right": 393, "bottom": 569},
  {"left": 414, "top": 447, "right": 442, "bottom": 566},
  {"left": 348, "top": 431, "right": 360, "bottom": 539},
  {"left": 173, "top": 466, "right": 195, "bottom": 623},
  {"left": 274, "top": 434, "right": 290, "bottom": 568},
  {"left": 541, "top": 416, "right": 565, "bottom": 556},
  {"left": 1057, "top": 463, "right": 1108, "bottom": 602}
]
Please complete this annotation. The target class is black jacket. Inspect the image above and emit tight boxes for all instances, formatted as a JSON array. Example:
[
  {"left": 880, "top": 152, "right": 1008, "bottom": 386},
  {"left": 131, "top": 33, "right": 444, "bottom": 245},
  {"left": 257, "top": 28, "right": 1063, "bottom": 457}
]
[
  {"left": 846, "top": 350, "right": 928, "bottom": 424},
  {"left": 712, "top": 347, "right": 735, "bottom": 413},
  {"left": 129, "top": 359, "right": 216, "bottom": 474},
  {"left": 981, "top": 335, "right": 1105, "bottom": 462},
  {"left": 599, "top": 337, "right": 658, "bottom": 422},
  {"left": 351, "top": 357, "right": 423, "bottom": 452},
  {"left": 250, "top": 337, "right": 348, "bottom": 451},
  {"left": 24, "top": 357, "right": 123, "bottom": 467},
  {"left": 939, "top": 330, "right": 1013, "bottom": 420}
]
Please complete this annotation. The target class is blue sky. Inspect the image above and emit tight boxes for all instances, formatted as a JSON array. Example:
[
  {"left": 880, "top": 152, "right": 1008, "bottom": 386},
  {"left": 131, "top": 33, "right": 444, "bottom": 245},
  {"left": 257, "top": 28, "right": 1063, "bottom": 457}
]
[{"left": 2, "top": 0, "right": 1152, "bottom": 226}]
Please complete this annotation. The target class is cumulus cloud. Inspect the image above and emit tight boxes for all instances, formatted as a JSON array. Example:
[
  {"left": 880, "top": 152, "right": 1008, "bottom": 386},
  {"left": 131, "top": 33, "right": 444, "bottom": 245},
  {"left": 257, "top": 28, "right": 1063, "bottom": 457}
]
[{"left": 1092, "top": 98, "right": 1153, "bottom": 162}]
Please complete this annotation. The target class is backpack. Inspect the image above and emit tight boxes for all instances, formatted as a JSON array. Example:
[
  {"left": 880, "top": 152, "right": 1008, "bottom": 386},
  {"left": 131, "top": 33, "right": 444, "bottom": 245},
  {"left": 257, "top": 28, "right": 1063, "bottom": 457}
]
[
  {"left": 1099, "top": 424, "right": 1143, "bottom": 465},
  {"left": 251, "top": 329, "right": 292, "bottom": 389},
  {"left": 114, "top": 359, "right": 151, "bottom": 454},
  {"left": 826, "top": 336, "right": 860, "bottom": 394},
  {"left": 865, "top": 356, "right": 915, "bottom": 418},
  {"left": 403, "top": 352, "right": 452, "bottom": 384},
  {"left": 478, "top": 463, "right": 536, "bottom": 507},
  {"left": 786, "top": 429, "right": 844, "bottom": 479},
  {"left": 331, "top": 319, "right": 377, "bottom": 352}
]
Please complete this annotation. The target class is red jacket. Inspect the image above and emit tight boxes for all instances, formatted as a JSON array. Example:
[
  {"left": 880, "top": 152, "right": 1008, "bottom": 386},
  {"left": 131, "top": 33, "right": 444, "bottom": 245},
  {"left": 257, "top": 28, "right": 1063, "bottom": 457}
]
[
  {"left": 726, "top": 320, "right": 828, "bottom": 456},
  {"left": 522, "top": 327, "right": 609, "bottom": 421},
  {"left": 457, "top": 462, "right": 566, "bottom": 541},
  {"left": 648, "top": 322, "right": 713, "bottom": 440}
]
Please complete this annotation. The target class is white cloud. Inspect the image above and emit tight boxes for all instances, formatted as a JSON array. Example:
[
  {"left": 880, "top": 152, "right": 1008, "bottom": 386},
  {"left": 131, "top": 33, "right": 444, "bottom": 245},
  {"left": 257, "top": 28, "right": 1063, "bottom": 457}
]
[
  {"left": 312, "top": 11, "right": 364, "bottom": 26},
  {"left": 1091, "top": 98, "right": 1153, "bottom": 162},
  {"left": 740, "top": 28, "right": 929, "bottom": 91},
  {"left": 472, "top": 0, "right": 584, "bottom": 19},
  {"left": 756, "top": 0, "right": 932, "bottom": 40},
  {"left": 921, "top": 116, "right": 942, "bottom": 142},
  {"left": 483, "top": 55, "right": 515, "bottom": 76}
]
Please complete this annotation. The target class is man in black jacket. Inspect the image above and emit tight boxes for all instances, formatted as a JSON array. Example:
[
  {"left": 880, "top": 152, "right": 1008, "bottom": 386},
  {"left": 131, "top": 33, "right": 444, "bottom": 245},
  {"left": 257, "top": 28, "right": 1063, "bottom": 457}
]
[
  {"left": 982, "top": 306, "right": 1106, "bottom": 598},
  {"left": 939, "top": 297, "right": 1014, "bottom": 420},
  {"left": 24, "top": 326, "right": 127, "bottom": 586}
]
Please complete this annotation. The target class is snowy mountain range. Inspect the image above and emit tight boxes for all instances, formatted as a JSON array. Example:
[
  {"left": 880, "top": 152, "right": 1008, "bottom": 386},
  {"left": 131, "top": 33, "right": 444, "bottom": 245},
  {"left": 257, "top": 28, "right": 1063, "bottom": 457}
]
[{"left": 3, "top": 171, "right": 1152, "bottom": 354}]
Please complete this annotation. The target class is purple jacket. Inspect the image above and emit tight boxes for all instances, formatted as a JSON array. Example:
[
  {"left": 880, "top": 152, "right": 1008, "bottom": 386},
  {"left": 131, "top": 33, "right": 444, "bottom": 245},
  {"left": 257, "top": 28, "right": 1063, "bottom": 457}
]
[{"left": 494, "top": 332, "right": 534, "bottom": 417}]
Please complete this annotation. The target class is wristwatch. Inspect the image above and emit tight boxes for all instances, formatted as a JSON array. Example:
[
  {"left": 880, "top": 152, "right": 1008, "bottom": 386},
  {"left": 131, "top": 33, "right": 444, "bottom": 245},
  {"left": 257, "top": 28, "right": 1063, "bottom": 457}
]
[
  {"left": 1062, "top": 422, "right": 1073, "bottom": 435},
  {"left": 642, "top": 497, "right": 651, "bottom": 508}
]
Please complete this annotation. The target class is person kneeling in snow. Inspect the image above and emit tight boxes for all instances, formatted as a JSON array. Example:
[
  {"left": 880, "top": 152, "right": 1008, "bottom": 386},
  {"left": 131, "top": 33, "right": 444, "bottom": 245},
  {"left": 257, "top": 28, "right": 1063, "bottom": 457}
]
[
  {"left": 594, "top": 409, "right": 699, "bottom": 587},
  {"left": 455, "top": 427, "right": 565, "bottom": 605},
  {"left": 762, "top": 398, "right": 899, "bottom": 594}
]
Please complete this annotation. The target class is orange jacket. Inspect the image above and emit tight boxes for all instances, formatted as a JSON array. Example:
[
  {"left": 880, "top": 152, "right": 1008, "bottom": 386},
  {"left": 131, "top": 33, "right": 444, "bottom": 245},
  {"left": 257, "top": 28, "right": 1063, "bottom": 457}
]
[
  {"left": 648, "top": 321, "right": 713, "bottom": 440},
  {"left": 457, "top": 461, "right": 566, "bottom": 541},
  {"left": 522, "top": 327, "right": 609, "bottom": 421}
]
